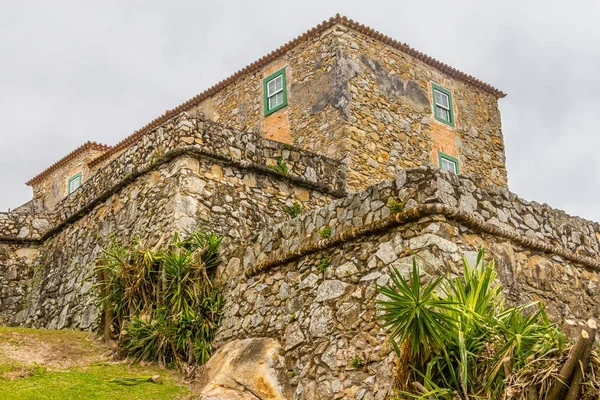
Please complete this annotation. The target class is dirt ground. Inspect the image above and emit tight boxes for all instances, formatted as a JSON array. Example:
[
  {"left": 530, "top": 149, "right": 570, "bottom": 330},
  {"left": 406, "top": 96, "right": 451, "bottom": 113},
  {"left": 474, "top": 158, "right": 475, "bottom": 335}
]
[
  {"left": 0, "top": 326, "right": 116, "bottom": 369},
  {"left": 0, "top": 327, "right": 193, "bottom": 399}
]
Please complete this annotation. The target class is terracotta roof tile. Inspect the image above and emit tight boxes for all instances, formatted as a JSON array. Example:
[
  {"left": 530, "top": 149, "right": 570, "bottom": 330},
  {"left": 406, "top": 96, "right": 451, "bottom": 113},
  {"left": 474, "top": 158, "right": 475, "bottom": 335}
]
[
  {"left": 26, "top": 141, "right": 111, "bottom": 186},
  {"left": 85, "top": 14, "right": 505, "bottom": 167}
]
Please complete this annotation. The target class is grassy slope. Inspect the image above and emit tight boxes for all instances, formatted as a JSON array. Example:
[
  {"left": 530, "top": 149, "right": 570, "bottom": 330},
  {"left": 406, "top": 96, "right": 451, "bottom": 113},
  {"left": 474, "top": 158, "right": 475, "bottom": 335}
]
[{"left": 0, "top": 326, "right": 190, "bottom": 400}]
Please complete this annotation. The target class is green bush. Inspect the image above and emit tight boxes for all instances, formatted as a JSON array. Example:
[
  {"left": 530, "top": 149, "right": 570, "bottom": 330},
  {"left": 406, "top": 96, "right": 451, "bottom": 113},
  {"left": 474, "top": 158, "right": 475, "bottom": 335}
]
[
  {"left": 95, "top": 231, "right": 224, "bottom": 367},
  {"left": 376, "top": 249, "right": 565, "bottom": 399}
]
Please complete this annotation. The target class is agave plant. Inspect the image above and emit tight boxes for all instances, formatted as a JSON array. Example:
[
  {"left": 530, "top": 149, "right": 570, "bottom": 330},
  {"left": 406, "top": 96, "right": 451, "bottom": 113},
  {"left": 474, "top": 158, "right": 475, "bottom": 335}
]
[{"left": 377, "top": 249, "right": 566, "bottom": 400}]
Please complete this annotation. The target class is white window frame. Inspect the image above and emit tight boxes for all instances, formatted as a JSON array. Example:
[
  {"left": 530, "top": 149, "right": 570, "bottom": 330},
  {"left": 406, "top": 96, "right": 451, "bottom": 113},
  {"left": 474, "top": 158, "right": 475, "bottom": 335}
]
[
  {"left": 267, "top": 75, "right": 284, "bottom": 109},
  {"left": 434, "top": 89, "right": 451, "bottom": 122},
  {"left": 68, "top": 172, "right": 82, "bottom": 194}
]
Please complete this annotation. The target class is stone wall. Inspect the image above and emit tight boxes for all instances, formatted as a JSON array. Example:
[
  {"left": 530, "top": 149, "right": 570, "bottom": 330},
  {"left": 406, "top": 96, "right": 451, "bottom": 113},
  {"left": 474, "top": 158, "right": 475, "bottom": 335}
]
[
  {"left": 337, "top": 26, "right": 507, "bottom": 190},
  {"left": 0, "top": 244, "right": 38, "bottom": 325},
  {"left": 0, "top": 114, "right": 345, "bottom": 329},
  {"left": 215, "top": 167, "right": 599, "bottom": 399},
  {"left": 53, "top": 113, "right": 345, "bottom": 228},
  {"left": 0, "top": 212, "right": 52, "bottom": 242}
]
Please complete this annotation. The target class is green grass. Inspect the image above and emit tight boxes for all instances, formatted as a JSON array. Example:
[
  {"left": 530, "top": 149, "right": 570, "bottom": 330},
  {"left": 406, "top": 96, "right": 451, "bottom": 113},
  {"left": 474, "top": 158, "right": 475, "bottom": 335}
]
[
  {"left": 0, "top": 363, "right": 189, "bottom": 400},
  {"left": 0, "top": 326, "right": 191, "bottom": 400}
]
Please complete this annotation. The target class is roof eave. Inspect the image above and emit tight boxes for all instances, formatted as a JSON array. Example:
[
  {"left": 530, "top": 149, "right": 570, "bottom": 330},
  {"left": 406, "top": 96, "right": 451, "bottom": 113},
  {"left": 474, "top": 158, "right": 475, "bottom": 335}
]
[{"left": 85, "top": 14, "right": 505, "bottom": 167}]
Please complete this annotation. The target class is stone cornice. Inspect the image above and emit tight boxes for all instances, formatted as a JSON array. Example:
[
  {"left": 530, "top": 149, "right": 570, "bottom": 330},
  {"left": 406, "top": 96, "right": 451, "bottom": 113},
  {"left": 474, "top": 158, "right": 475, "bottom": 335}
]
[{"left": 244, "top": 203, "right": 600, "bottom": 277}]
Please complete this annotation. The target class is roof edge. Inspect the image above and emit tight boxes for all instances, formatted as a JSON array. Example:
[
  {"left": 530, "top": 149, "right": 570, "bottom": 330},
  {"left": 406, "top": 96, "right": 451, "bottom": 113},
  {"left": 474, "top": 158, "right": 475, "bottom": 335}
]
[
  {"left": 87, "top": 13, "right": 505, "bottom": 167},
  {"left": 26, "top": 141, "right": 111, "bottom": 186}
]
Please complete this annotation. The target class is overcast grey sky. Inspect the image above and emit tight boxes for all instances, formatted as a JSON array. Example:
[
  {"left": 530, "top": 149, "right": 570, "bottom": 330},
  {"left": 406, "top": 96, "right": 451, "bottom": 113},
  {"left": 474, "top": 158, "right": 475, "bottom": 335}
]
[{"left": 1, "top": 1, "right": 599, "bottom": 221}]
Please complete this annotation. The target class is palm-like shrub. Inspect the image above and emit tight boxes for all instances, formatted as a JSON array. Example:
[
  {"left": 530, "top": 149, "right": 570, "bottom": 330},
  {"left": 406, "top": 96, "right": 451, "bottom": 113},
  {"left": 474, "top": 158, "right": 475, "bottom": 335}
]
[
  {"left": 95, "top": 231, "right": 223, "bottom": 367},
  {"left": 377, "top": 249, "right": 565, "bottom": 399}
]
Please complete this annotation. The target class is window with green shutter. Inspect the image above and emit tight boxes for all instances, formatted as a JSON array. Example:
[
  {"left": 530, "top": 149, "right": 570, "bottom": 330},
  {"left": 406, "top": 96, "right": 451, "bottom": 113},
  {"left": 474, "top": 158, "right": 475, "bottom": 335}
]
[
  {"left": 432, "top": 83, "right": 455, "bottom": 127},
  {"left": 438, "top": 152, "right": 459, "bottom": 174},
  {"left": 68, "top": 172, "right": 82, "bottom": 194},
  {"left": 263, "top": 68, "right": 287, "bottom": 116}
]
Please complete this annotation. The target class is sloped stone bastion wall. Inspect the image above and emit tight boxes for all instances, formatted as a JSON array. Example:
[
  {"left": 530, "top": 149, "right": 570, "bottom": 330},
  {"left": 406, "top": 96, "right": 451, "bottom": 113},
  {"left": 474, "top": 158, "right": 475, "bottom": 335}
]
[
  {"left": 0, "top": 113, "right": 346, "bottom": 329},
  {"left": 0, "top": 212, "right": 51, "bottom": 324},
  {"left": 216, "top": 167, "right": 600, "bottom": 400},
  {"left": 2, "top": 116, "right": 600, "bottom": 398}
]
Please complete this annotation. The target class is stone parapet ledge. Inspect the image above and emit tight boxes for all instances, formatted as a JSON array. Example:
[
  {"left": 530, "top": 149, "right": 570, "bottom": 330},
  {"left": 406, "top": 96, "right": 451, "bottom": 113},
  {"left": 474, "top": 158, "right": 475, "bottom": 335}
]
[
  {"left": 223, "top": 166, "right": 600, "bottom": 281},
  {"left": 6, "top": 113, "right": 347, "bottom": 244},
  {"left": 0, "top": 212, "right": 52, "bottom": 243},
  {"left": 53, "top": 113, "right": 346, "bottom": 226}
]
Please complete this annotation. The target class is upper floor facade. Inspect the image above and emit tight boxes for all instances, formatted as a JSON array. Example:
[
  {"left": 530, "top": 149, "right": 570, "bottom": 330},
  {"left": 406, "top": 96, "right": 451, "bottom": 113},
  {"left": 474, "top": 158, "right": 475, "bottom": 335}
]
[{"left": 24, "top": 15, "right": 507, "bottom": 212}]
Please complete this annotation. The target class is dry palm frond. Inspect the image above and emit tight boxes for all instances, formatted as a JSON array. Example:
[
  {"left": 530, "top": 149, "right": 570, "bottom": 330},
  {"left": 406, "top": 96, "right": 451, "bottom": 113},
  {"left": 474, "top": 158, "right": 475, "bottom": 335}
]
[{"left": 503, "top": 346, "right": 600, "bottom": 400}]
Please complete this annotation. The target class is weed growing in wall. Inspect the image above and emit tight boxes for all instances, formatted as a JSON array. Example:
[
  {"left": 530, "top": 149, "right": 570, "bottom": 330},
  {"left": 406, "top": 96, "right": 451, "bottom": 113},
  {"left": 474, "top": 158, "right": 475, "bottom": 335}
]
[
  {"left": 95, "top": 230, "right": 223, "bottom": 367},
  {"left": 351, "top": 355, "right": 364, "bottom": 369},
  {"left": 283, "top": 202, "right": 302, "bottom": 218},
  {"left": 388, "top": 199, "right": 405, "bottom": 215},
  {"left": 316, "top": 256, "right": 330, "bottom": 273},
  {"left": 267, "top": 157, "right": 290, "bottom": 175},
  {"left": 319, "top": 226, "right": 332, "bottom": 239}
]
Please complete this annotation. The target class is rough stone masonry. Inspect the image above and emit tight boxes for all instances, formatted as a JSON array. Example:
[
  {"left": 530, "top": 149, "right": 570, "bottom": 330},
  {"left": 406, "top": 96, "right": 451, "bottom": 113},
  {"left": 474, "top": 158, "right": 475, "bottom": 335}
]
[
  {"left": 0, "top": 113, "right": 345, "bottom": 328},
  {"left": 216, "top": 167, "right": 600, "bottom": 399},
  {"left": 0, "top": 14, "right": 598, "bottom": 400}
]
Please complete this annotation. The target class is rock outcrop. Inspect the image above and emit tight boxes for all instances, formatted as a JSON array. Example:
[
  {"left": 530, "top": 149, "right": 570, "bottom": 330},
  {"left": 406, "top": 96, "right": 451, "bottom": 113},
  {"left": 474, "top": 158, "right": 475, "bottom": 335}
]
[{"left": 194, "top": 338, "right": 292, "bottom": 400}]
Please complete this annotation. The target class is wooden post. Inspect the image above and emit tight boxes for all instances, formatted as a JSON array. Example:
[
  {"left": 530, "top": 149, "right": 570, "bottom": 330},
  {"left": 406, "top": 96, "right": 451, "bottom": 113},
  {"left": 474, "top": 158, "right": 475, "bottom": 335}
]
[
  {"left": 564, "top": 319, "right": 597, "bottom": 400},
  {"left": 546, "top": 329, "right": 589, "bottom": 400}
]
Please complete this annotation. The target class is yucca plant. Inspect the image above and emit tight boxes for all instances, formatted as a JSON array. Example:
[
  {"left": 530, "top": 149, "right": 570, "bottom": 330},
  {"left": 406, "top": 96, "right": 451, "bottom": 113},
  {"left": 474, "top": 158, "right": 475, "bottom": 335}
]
[
  {"left": 95, "top": 230, "right": 224, "bottom": 368},
  {"left": 377, "top": 249, "right": 566, "bottom": 399},
  {"left": 377, "top": 259, "right": 457, "bottom": 363}
]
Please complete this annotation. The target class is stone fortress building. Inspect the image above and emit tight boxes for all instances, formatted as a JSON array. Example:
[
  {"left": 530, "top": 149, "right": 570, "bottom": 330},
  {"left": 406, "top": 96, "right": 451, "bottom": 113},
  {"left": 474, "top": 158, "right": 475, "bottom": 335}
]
[{"left": 1, "top": 14, "right": 599, "bottom": 399}]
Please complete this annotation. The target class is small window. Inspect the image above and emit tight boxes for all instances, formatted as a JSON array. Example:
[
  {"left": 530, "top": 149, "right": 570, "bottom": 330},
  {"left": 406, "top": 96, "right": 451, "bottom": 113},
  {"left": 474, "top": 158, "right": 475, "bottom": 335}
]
[
  {"left": 263, "top": 68, "right": 287, "bottom": 116},
  {"left": 432, "top": 83, "right": 455, "bottom": 127},
  {"left": 68, "top": 172, "right": 82, "bottom": 194},
  {"left": 438, "top": 152, "right": 459, "bottom": 174}
]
